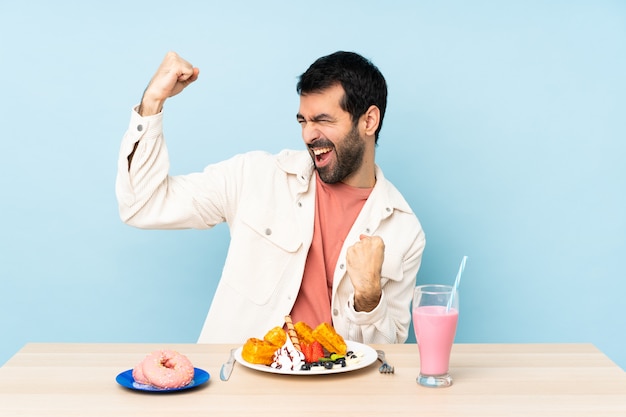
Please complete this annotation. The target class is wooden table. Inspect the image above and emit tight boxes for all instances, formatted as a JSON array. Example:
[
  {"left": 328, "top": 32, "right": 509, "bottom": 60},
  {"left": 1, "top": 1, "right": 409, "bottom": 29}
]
[{"left": 0, "top": 343, "right": 625, "bottom": 416}]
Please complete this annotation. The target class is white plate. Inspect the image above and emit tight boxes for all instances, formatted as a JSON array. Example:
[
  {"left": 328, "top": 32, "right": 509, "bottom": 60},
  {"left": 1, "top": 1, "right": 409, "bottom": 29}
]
[{"left": 234, "top": 341, "right": 377, "bottom": 375}]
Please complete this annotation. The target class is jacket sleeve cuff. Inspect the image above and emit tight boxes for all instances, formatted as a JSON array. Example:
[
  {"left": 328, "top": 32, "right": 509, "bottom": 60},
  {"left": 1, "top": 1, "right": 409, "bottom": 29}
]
[{"left": 345, "top": 290, "right": 387, "bottom": 324}]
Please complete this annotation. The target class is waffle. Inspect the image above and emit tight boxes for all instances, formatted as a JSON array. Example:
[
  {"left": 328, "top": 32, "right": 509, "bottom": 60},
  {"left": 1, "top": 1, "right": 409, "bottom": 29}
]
[
  {"left": 241, "top": 326, "right": 287, "bottom": 365},
  {"left": 312, "top": 322, "right": 347, "bottom": 355},
  {"left": 294, "top": 321, "right": 316, "bottom": 345}
]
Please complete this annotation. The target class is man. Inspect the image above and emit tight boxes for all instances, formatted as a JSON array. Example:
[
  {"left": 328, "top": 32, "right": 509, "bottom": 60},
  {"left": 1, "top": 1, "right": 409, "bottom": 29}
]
[{"left": 116, "top": 51, "right": 425, "bottom": 344}]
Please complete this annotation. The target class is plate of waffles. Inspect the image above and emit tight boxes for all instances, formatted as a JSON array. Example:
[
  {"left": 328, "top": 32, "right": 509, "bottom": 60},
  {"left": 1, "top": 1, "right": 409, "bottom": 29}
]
[{"left": 234, "top": 340, "right": 377, "bottom": 375}]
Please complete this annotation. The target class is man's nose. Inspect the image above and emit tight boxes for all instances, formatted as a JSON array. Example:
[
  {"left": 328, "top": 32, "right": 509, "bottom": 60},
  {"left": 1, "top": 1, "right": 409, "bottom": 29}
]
[{"left": 301, "top": 123, "right": 321, "bottom": 143}]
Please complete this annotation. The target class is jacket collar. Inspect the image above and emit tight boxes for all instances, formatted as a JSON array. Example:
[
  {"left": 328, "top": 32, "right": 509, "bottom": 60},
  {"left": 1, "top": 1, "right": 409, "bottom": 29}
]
[
  {"left": 276, "top": 149, "right": 414, "bottom": 215},
  {"left": 276, "top": 149, "right": 314, "bottom": 179}
]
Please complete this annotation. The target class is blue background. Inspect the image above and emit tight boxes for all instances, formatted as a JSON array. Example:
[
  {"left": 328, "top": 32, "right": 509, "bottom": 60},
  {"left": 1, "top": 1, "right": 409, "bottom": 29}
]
[{"left": 1, "top": 1, "right": 624, "bottom": 369}]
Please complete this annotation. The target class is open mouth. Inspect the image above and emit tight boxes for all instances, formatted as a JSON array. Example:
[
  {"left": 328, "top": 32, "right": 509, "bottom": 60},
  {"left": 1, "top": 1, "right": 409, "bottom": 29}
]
[
  {"left": 311, "top": 146, "right": 334, "bottom": 167},
  {"left": 312, "top": 146, "right": 333, "bottom": 160}
]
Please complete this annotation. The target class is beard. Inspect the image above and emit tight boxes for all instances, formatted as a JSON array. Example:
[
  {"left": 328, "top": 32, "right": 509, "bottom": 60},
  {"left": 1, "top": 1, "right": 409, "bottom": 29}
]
[{"left": 312, "top": 125, "right": 365, "bottom": 184}]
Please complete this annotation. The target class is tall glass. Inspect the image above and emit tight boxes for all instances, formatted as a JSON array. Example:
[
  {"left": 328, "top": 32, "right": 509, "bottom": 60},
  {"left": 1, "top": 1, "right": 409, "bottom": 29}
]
[{"left": 412, "top": 285, "right": 459, "bottom": 387}]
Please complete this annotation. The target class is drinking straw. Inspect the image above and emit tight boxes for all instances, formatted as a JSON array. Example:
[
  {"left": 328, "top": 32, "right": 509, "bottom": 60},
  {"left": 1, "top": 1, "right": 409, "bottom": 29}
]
[{"left": 446, "top": 255, "right": 467, "bottom": 312}]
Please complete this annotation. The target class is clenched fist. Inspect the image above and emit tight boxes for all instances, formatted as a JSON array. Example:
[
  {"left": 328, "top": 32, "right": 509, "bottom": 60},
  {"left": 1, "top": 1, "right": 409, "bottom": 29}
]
[
  {"left": 346, "top": 234, "right": 385, "bottom": 312},
  {"left": 139, "top": 51, "right": 200, "bottom": 116}
]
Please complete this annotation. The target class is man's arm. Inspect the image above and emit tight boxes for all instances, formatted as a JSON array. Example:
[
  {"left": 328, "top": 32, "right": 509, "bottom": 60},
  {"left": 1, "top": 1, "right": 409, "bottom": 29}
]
[
  {"left": 126, "top": 52, "right": 200, "bottom": 168},
  {"left": 346, "top": 234, "right": 384, "bottom": 312}
]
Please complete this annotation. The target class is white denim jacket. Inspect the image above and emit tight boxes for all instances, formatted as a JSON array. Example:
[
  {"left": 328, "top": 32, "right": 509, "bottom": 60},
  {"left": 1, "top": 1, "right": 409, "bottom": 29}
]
[{"left": 116, "top": 108, "right": 426, "bottom": 344}]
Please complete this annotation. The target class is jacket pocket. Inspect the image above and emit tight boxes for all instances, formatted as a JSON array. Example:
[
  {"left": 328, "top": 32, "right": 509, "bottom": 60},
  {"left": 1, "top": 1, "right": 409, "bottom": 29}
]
[{"left": 223, "top": 212, "right": 303, "bottom": 306}]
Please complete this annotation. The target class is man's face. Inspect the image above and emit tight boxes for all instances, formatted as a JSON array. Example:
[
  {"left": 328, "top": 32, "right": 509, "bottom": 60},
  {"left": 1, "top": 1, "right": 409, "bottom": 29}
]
[{"left": 297, "top": 84, "right": 365, "bottom": 184}]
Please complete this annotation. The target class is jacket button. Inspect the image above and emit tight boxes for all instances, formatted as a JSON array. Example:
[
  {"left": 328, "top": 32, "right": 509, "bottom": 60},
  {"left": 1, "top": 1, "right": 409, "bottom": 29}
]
[
  {"left": 297, "top": 201, "right": 302, "bottom": 207},
  {"left": 137, "top": 124, "right": 143, "bottom": 132},
  {"left": 265, "top": 228, "right": 272, "bottom": 235}
]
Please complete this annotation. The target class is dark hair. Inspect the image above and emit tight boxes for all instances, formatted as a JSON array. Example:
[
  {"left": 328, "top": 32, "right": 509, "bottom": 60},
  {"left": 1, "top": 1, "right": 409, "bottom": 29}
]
[{"left": 297, "top": 51, "right": 387, "bottom": 143}]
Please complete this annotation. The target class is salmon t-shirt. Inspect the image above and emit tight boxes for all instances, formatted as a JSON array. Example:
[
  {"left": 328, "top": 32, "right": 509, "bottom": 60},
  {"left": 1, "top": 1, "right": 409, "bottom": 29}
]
[{"left": 289, "top": 172, "right": 373, "bottom": 327}]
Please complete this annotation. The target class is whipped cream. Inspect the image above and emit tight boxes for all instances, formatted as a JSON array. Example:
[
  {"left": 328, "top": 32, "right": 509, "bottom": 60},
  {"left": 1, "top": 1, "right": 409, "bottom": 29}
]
[{"left": 270, "top": 335, "right": 305, "bottom": 371}]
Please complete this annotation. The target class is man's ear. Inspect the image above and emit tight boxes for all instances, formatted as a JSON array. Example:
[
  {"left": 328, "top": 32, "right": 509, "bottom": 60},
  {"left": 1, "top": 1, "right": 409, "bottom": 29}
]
[{"left": 362, "top": 105, "right": 381, "bottom": 137}]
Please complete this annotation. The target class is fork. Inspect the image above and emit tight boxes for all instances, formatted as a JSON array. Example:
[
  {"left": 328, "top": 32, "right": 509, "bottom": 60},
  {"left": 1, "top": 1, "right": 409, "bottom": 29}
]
[{"left": 376, "top": 350, "right": 394, "bottom": 374}]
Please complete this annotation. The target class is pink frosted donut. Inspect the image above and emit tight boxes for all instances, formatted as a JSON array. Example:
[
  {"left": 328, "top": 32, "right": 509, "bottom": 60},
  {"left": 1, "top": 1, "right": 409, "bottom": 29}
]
[
  {"left": 132, "top": 362, "right": 150, "bottom": 385},
  {"left": 136, "top": 350, "right": 195, "bottom": 389}
]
